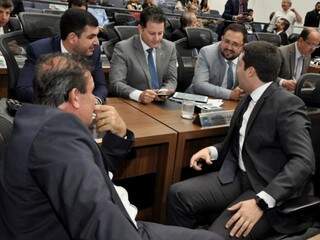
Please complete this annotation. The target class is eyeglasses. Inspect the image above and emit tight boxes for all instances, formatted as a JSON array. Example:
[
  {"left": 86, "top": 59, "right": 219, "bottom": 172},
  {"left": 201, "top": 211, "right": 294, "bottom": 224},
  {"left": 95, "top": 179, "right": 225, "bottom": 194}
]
[
  {"left": 222, "top": 38, "right": 243, "bottom": 49},
  {"left": 304, "top": 40, "right": 320, "bottom": 50}
]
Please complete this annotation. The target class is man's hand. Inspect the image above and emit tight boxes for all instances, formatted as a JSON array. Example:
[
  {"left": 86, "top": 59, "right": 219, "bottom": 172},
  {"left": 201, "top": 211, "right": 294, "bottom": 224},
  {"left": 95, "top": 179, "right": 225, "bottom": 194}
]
[
  {"left": 139, "top": 89, "right": 157, "bottom": 104},
  {"left": 190, "top": 147, "right": 213, "bottom": 171},
  {"left": 229, "top": 87, "right": 244, "bottom": 101},
  {"left": 225, "top": 199, "right": 263, "bottom": 238},
  {"left": 94, "top": 105, "right": 127, "bottom": 137},
  {"left": 282, "top": 79, "right": 297, "bottom": 91},
  {"left": 155, "top": 88, "right": 175, "bottom": 101}
]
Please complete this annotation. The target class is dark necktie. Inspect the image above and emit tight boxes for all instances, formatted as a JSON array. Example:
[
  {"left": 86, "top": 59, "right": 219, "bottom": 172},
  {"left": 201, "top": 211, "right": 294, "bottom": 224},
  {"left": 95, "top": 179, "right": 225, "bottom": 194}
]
[
  {"left": 147, "top": 48, "right": 159, "bottom": 89},
  {"left": 227, "top": 61, "right": 234, "bottom": 89},
  {"left": 218, "top": 95, "right": 252, "bottom": 184}
]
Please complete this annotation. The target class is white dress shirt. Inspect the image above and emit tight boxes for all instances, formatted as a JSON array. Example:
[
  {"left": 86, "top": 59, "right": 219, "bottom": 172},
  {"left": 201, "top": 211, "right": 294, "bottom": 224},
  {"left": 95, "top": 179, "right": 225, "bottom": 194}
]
[{"left": 208, "top": 81, "right": 276, "bottom": 208}]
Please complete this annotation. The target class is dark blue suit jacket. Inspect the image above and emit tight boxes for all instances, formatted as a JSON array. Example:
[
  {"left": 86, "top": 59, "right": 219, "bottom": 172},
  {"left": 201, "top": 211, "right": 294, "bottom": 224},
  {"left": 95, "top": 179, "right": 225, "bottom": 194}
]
[
  {"left": 222, "top": 0, "right": 248, "bottom": 20},
  {"left": 16, "top": 36, "right": 107, "bottom": 103}
]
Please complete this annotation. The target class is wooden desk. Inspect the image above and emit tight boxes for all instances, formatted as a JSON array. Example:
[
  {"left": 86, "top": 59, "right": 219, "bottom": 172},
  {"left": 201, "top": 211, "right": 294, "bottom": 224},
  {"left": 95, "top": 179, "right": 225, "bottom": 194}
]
[
  {"left": 108, "top": 98, "right": 177, "bottom": 222},
  {"left": 308, "top": 65, "right": 320, "bottom": 73},
  {"left": 123, "top": 99, "right": 238, "bottom": 182}
]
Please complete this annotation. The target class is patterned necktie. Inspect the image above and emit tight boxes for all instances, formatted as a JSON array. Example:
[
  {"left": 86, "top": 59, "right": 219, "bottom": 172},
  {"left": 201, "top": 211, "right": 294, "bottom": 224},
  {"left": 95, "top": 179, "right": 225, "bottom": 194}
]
[
  {"left": 227, "top": 61, "right": 234, "bottom": 89},
  {"left": 147, "top": 48, "right": 159, "bottom": 89}
]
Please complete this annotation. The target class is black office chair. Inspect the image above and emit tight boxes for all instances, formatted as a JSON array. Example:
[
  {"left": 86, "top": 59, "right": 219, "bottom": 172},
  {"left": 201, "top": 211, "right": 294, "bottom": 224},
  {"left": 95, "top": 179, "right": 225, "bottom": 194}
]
[
  {"left": 295, "top": 73, "right": 320, "bottom": 108},
  {"left": 247, "top": 33, "right": 258, "bottom": 42},
  {"left": 42, "top": 9, "right": 64, "bottom": 15},
  {"left": 255, "top": 32, "right": 281, "bottom": 46},
  {"left": 0, "top": 31, "right": 30, "bottom": 98},
  {"left": 103, "top": 22, "right": 118, "bottom": 41},
  {"left": 114, "top": 25, "right": 138, "bottom": 40},
  {"left": 167, "top": 17, "right": 181, "bottom": 32},
  {"left": 102, "top": 38, "right": 118, "bottom": 61},
  {"left": 114, "top": 12, "right": 137, "bottom": 26},
  {"left": 18, "top": 12, "right": 61, "bottom": 41},
  {"left": 288, "top": 33, "right": 299, "bottom": 44},
  {"left": 0, "top": 98, "right": 14, "bottom": 148},
  {"left": 175, "top": 28, "right": 215, "bottom": 92}
]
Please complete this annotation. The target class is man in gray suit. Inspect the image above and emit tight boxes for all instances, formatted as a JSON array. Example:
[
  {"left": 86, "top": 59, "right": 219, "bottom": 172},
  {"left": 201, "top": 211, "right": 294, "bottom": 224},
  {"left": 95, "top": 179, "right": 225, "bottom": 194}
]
[
  {"left": 278, "top": 28, "right": 320, "bottom": 91},
  {"left": 109, "top": 6, "right": 177, "bottom": 104},
  {"left": 189, "top": 24, "right": 247, "bottom": 100}
]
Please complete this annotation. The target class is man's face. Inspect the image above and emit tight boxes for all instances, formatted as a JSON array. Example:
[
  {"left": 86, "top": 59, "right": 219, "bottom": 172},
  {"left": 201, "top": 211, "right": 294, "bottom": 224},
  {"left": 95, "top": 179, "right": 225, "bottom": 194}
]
[
  {"left": 73, "top": 25, "right": 99, "bottom": 56},
  {"left": 0, "top": 7, "right": 11, "bottom": 27},
  {"left": 298, "top": 31, "right": 320, "bottom": 56},
  {"left": 281, "top": 0, "right": 291, "bottom": 11},
  {"left": 139, "top": 21, "right": 164, "bottom": 49},
  {"left": 236, "top": 53, "right": 251, "bottom": 92},
  {"left": 220, "top": 30, "right": 244, "bottom": 60},
  {"left": 78, "top": 71, "right": 96, "bottom": 126},
  {"left": 316, "top": 3, "right": 320, "bottom": 12},
  {"left": 275, "top": 19, "right": 284, "bottom": 31}
]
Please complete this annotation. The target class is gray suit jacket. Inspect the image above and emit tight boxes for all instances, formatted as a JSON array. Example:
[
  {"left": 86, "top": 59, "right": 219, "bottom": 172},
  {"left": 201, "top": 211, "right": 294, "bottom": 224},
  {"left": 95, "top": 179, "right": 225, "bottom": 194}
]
[
  {"left": 109, "top": 35, "right": 177, "bottom": 98},
  {"left": 189, "top": 42, "right": 238, "bottom": 99},
  {"left": 279, "top": 42, "right": 311, "bottom": 80}
]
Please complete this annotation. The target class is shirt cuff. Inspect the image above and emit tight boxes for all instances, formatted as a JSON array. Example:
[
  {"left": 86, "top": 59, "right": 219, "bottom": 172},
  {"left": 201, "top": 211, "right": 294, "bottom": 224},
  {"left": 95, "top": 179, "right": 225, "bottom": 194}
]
[
  {"left": 257, "top": 191, "right": 276, "bottom": 208},
  {"left": 208, "top": 146, "right": 218, "bottom": 161},
  {"left": 129, "top": 90, "right": 143, "bottom": 102},
  {"left": 279, "top": 79, "right": 285, "bottom": 87}
]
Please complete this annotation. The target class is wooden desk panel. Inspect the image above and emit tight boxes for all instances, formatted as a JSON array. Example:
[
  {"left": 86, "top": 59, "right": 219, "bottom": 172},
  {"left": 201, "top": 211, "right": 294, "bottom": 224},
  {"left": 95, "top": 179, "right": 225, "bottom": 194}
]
[
  {"left": 308, "top": 65, "right": 320, "bottom": 73},
  {"left": 124, "top": 99, "right": 238, "bottom": 182},
  {"left": 108, "top": 99, "right": 177, "bottom": 222}
]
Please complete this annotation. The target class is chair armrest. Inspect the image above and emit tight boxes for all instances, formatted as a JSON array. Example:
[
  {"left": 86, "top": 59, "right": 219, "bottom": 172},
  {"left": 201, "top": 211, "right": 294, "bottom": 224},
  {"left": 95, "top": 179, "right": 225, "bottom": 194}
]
[{"left": 279, "top": 196, "right": 320, "bottom": 214}]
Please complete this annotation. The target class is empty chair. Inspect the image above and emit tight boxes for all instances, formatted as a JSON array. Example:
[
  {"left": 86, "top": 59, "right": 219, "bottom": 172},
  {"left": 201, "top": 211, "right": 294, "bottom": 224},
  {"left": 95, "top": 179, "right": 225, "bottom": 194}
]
[
  {"left": 103, "top": 22, "right": 119, "bottom": 41},
  {"left": 114, "top": 25, "right": 138, "bottom": 40},
  {"left": 114, "top": 12, "right": 136, "bottom": 26},
  {"left": 185, "top": 27, "right": 217, "bottom": 49},
  {"left": 167, "top": 17, "right": 181, "bottom": 32},
  {"left": 295, "top": 73, "right": 320, "bottom": 108},
  {"left": 255, "top": 32, "right": 281, "bottom": 46},
  {"left": 102, "top": 38, "right": 118, "bottom": 60},
  {"left": 18, "top": 12, "right": 61, "bottom": 41}
]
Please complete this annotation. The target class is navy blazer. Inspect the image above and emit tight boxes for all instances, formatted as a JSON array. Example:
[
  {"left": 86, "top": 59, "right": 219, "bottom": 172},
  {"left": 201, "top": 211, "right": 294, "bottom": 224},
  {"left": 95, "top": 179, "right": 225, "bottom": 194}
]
[
  {"left": 0, "top": 104, "right": 141, "bottom": 240},
  {"left": 16, "top": 36, "right": 107, "bottom": 103},
  {"left": 222, "top": 0, "right": 248, "bottom": 20}
]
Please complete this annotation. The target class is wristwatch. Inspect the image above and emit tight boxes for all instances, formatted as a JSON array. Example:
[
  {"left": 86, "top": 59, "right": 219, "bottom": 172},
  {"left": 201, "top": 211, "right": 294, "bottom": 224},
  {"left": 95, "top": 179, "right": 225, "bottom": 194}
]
[{"left": 254, "top": 195, "right": 269, "bottom": 211}]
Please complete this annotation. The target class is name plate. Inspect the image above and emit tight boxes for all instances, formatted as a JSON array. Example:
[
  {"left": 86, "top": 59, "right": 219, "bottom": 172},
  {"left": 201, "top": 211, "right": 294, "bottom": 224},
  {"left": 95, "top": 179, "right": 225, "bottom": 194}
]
[{"left": 194, "top": 110, "right": 234, "bottom": 128}]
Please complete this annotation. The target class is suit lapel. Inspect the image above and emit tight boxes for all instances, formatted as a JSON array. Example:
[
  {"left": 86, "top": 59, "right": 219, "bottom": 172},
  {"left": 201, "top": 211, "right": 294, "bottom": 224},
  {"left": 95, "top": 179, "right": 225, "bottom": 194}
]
[
  {"left": 133, "top": 36, "right": 152, "bottom": 89},
  {"left": 289, "top": 44, "right": 295, "bottom": 77},
  {"left": 245, "top": 83, "right": 277, "bottom": 136},
  {"left": 156, "top": 44, "right": 164, "bottom": 86}
]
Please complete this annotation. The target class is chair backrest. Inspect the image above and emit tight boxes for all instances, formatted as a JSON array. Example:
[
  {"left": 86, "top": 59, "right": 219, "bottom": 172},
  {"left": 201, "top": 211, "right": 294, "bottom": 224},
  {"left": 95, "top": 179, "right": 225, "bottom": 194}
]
[
  {"left": 295, "top": 73, "right": 320, "bottom": 108},
  {"left": 18, "top": 12, "right": 61, "bottom": 41},
  {"left": 103, "top": 22, "right": 119, "bottom": 41},
  {"left": 185, "top": 27, "right": 216, "bottom": 50},
  {"left": 175, "top": 37, "right": 195, "bottom": 92},
  {"left": 0, "top": 98, "right": 14, "bottom": 146},
  {"left": 167, "top": 17, "right": 181, "bottom": 31},
  {"left": 288, "top": 33, "right": 299, "bottom": 44},
  {"left": 114, "top": 12, "right": 136, "bottom": 26},
  {"left": 43, "top": 9, "right": 64, "bottom": 15},
  {"left": 255, "top": 32, "right": 281, "bottom": 46},
  {"left": 102, "top": 38, "right": 118, "bottom": 61},
  {"left": 247, "top": 33, "right": 258, "bottom": 42},
  {"left": 24, "top": 7, "right": 43, "bottom": 13},
  {"left": 0, "top": 31, "right": 30, "bottom": 98},
  {"left": 114, "top": 25, "right": 138, "bottom": 40}
]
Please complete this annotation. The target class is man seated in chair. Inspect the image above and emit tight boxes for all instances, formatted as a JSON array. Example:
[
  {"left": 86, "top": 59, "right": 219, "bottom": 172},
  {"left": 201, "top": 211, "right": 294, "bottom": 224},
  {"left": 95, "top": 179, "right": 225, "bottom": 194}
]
[
  {"left": 167, "top": 41, "right": 315, "bottom": 239},
  {"left": 188, "top": 23, "right": 246, "bottom": 100},
  {"left": 0, "top": 0, "right": 20, "bottom": 34},
  {"left": 278, "top": 28, "right": 320, "bottom": 91},
  {"left": 0, "top": 52, "right": 222, "bottom": 240},
  {"left": 109, "top": 6, "right": 177, "bottom": 104},
  {"left": 15, "top": 9, "right": 107, "bottom": 104}
]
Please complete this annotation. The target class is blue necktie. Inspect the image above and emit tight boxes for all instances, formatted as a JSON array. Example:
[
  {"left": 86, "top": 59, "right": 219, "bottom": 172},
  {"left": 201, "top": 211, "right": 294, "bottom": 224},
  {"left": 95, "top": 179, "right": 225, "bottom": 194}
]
[
  {"left": 227, "top": 61, "right": 234, "bottom": 89},
  {"left": 147, "top": 48, "right": 159, "bottom": 89}
]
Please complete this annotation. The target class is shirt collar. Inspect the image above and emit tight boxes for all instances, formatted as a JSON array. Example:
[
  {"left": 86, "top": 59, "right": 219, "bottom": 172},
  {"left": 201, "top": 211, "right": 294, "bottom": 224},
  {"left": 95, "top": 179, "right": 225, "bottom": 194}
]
[
  {"left": 60, "top": 40, "right": 69, "bottom": 54},
  {"left": 294, "top": 42, "right": 303, "bottom": 58},
  {"left": 224, "top": 57, "right": 239, "bottom": 65},
  {"left": 250, "top": 82, "right": 273, "bottom": 103}
]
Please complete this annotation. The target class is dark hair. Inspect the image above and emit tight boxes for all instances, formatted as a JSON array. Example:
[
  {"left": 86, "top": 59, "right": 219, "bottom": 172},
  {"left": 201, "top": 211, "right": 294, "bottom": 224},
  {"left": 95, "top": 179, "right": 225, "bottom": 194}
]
[
  {"left": 180, "top": 12, "right": 194, "bottom": 28},
  {"left": 0, "top": 0, "right": 13, "bottom": 9},
  {"left": 60, "top": 8, "right": 98, "bottom": 40},
  {"left": 68, "top": 0, "right": 88, "bottom": 9},
  {"left": 140, "top": 6, "right": 166, "bottom": 27},
  {"left": 299, "top": 28, "right": 320, "bottom": 41},
  {"left": 279, "top": 17, "right": 290, "bottom": 32},
  {"left": 200, "top": 0, "right": 208, "bottom": 9},
  {"left": 242, "top": 41, "right": 281, "bottom": 83},
  {"left": 34, "top": 53, "right": 91, "bottom": 106},
  {"left": 223, "top": 23, "right": 248, "bottom": 43}
]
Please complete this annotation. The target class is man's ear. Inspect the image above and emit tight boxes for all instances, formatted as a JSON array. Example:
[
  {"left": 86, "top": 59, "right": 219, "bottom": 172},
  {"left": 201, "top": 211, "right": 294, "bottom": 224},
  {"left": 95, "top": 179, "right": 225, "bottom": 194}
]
[
  {"left": 66, "top": 32, "right": 78, "bottom": 45},
  {"left": 68, "top": 88, "right": 80, "bottom": 109},
  {"left": 138, "top": 24, "right": 143, "bottom": 34},
  {"left": 247, "top": 66, "right": 256, "bottom": 78}
]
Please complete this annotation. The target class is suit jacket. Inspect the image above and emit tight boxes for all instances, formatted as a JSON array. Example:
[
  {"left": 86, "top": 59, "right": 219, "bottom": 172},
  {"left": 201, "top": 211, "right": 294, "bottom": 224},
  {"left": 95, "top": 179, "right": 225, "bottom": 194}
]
[
  {"left": 0, "top": 104, "right": 145, "bottom": 240},
  {"left": 15, "top": 36, "right": 107, "bottom": 103},
  {"left": 109, "top": 35, "right": 177, "bottom": 98},
  {"left": 222, "top": 0, "right": 248, "bottom": 20},
  {"left": 189, "top": 42, "right": 238, "bottom": 99},
  {"left": 216, "top": 83, "right": 315, "bottom": 234},
  {"left": 304, "top": 9, "right": 320, "bottom": 27},
  {"left": 3, "top": 18, "right": 21, "bottom": 33},
  {"left": 278, "top": 42, "right": 311, "bottom": 80},
  {"left": 278, "top": 31, "right": 288, "bottom": 46}
]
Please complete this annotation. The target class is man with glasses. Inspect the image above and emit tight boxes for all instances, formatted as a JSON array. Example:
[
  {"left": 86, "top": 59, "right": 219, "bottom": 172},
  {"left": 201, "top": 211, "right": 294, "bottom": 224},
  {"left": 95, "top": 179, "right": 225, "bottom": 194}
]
[
  {"left": 188, "top": 23, "right": 247, "bottom": 100},
  {"left": 278, "top": 28, "right": 320, "bottom": 91}
]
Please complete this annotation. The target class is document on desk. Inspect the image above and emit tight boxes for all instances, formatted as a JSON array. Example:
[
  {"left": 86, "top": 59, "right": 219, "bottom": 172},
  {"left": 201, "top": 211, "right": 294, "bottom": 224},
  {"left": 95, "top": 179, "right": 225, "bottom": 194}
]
[{"left": 207, "top": 99, "right": 224, "bottom": 107}]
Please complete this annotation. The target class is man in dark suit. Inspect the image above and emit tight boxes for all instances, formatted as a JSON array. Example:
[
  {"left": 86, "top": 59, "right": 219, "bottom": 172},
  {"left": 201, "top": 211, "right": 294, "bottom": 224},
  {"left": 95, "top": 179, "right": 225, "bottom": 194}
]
[
  {"left": 304, "top": 2, "right": 320, "bottom": 27},
  {"left": 15, "top": 9, "right": 107, "bottom": 104},
  {"left": 0, "top": 53, "right": 222, "bottom": 240},
  {"left": 273, "top": 17, "right": 290, "bottom": 45},
  {"left": 109, "top": 6, "right": 177, "bottom": 104},
  {"left": 278, "top": 28, "right": 320, "bottom": 91},
  {"left": 222, "top": 0, "right": 251, "bottom": 23},
  {"left": 167, "top": 41, "right": 315, "bottom": 239}
]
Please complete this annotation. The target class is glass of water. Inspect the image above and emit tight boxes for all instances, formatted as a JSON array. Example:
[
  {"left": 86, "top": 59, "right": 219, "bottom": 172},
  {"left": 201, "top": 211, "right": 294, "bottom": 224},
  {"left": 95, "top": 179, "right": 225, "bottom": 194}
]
[{"left": 181, "top": 101, "right": 195, "bottom": 119}]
